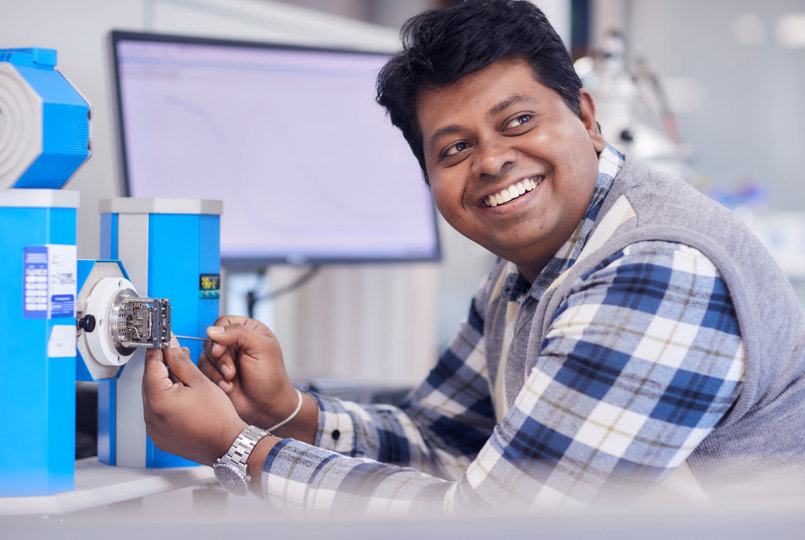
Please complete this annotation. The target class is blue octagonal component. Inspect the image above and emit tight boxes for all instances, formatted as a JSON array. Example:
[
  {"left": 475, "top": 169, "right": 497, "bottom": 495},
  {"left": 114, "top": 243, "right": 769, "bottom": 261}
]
[{"left": 0, "top": 48, "right": 90, "bottom": 190}]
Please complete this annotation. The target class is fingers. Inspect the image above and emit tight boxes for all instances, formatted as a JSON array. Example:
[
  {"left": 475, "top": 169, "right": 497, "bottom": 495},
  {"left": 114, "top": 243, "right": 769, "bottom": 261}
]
[
  {"left": 143, "top": 348, "right": 174, "bottom": 395},
  {"left": 205, "top": 324, "right": 260, "bottom": 377},
  {"left": 204, "top": 326, "right": 237, "bottom": 384},
  {"left": 211, "top": 315, "right": 272, "bottom": 337},
  {"left": 205, "top": 326, "right": 232, "bottom": 361},
  {"left": 205, "top": 323, "right": 270, "bottom": 354},
  {"left": 161, "top": 345, "right": 207, "bottom": 387},
  {"left": 201, "top": 319, "right": 283, "bottom": 402},
  {"left": 142, "top": 342, "right": 249, "bottom": 466},
  {"left": 143, "top": 348, "right": 181, "bottom": 436},
  {"left": 211, "top": 315, "right": 250, "bottom": 328},
  {"left": 203, "top": 319, "right": 275, "bottom": 375},
  {"left": 198, "top": 350, "right": 234, "bottom": 393}
]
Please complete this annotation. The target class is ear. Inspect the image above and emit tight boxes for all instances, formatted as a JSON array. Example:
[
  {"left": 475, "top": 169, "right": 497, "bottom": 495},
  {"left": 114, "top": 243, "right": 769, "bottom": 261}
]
[{"left": 579, "top": 89, "right": 607, "bottom": 152}]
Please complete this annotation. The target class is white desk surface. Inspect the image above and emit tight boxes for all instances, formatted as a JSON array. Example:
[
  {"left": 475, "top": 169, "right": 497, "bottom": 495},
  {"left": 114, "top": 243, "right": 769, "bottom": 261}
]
[{"left": 0, "top": 457, "right": 215, "bottom": 516}]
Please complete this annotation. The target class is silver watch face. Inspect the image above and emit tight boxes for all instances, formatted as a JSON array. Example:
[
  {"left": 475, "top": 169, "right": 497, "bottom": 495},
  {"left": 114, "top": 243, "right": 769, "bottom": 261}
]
[{"left": 213, "top": 461, "right": 250, "bottom": 496}]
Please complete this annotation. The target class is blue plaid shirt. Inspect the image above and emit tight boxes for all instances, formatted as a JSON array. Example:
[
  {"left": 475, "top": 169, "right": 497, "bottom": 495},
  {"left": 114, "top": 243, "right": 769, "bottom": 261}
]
[{"left": 260, "top": 146, "right": 744, "bottom": 515}]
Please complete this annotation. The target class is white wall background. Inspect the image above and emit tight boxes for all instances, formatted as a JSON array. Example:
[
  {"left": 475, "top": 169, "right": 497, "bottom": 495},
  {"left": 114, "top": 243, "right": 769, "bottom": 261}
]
[{"left": 592, "top": 0, "right": 805, "bottom": 212}]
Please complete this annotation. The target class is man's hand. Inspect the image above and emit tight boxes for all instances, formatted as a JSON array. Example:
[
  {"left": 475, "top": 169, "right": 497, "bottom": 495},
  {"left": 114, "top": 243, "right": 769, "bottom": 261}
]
[
  {"left": 198, "top": 316, "right": 319, "bottom": 443},
  {"left": 142, "top": 341, "right": 247, "bottom": 466},
  {"left": 197, "top": 316, "right": 302, "bottom": 433}
]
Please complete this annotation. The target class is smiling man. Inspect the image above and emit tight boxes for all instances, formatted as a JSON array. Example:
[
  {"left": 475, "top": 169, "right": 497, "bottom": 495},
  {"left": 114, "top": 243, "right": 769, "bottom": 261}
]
[
  {"left": 142, "top": 0, "right": 805, "bottom": 516},
  {"left": 416, "top": 56, "right": 605, "bottom": 281}
]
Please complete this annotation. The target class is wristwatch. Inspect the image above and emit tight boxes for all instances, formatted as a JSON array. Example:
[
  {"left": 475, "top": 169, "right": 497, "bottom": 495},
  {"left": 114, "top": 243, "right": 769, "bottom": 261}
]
[{"left": 213, "top": 425, "right": 270, "bottom": 496}]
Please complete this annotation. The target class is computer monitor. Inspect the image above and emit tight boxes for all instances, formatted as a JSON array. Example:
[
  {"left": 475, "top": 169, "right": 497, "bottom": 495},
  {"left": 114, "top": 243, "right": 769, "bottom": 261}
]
[{"left": 109, "top": 31, "right": 440, "bottom": 269}]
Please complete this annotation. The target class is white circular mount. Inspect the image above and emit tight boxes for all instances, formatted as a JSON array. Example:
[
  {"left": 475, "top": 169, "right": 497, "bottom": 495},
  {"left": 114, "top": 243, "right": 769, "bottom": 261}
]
[{"left": 81, "top": 276, "right": 138, "bottom": 367}]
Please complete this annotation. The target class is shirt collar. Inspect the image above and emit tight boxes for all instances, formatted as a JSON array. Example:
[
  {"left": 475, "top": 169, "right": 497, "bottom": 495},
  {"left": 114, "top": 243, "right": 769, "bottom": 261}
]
[{"left": 501, "top": 144, "right": 625, "bottom": 302}]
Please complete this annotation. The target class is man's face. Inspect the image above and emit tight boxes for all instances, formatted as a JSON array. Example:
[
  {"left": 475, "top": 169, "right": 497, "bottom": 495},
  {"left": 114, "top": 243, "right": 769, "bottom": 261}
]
[{"left": 416, "top": 57, "right": 606, "bottom": 281}]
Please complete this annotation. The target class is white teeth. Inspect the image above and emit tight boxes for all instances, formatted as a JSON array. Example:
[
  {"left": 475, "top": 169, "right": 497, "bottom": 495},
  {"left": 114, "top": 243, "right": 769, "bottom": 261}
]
[{"left": 484, "top": 178, "right": 539, "bottom": 207}]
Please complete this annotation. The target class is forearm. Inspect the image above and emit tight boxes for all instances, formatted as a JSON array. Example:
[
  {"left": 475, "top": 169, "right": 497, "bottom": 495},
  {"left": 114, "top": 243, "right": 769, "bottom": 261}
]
[{"left": 242, "top": 390, "right": 318, "bottom": 495}]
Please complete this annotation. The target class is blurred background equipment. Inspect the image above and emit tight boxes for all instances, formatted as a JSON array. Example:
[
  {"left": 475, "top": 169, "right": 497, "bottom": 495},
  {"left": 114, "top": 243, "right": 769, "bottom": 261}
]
[{"left": 574, "top": 30, "right": 694, "bottom": 182}]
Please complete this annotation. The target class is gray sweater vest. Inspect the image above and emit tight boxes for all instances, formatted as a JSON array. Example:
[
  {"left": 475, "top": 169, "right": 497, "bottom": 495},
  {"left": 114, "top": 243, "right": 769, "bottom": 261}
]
[{"left": 502, "top": 155, "right": 805, "bottom": 485}]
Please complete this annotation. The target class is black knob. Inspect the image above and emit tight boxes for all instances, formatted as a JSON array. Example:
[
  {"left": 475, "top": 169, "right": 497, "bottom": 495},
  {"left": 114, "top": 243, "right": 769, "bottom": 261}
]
[{"left": 78, "top": 314, "right": 96, "bottom": 333}]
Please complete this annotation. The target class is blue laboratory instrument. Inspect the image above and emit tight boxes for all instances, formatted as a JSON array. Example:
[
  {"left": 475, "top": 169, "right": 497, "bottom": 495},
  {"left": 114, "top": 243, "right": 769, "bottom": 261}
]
[
  {"left": 0, "top": 47, "right": 222, "bottom": 498},
  {"left": 0, "top": 48, "right": 89, "bottom": 496}
]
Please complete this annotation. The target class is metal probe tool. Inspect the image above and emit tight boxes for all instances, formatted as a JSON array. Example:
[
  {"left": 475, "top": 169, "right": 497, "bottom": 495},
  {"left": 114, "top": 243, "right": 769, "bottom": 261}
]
[{"left": 174, "top": 334, "right": 212, "bottom": 344}]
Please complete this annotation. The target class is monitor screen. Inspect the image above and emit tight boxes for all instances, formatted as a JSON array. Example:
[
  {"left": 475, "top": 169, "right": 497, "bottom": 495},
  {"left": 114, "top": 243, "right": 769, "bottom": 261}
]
[{"left": 109, "top": 31, "right": 440, "bottom": 268}]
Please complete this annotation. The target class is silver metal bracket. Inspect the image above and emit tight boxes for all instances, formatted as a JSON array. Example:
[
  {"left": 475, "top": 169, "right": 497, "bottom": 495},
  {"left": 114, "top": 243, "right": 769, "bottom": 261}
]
[{"left": 113, "top": 294, "right": 172, "bottom": 352}]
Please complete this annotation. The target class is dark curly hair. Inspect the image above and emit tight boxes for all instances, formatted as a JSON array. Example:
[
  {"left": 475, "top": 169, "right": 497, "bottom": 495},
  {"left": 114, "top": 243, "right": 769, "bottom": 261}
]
[{"left": 376, "top": 0, "right": 582, "bottom": 183}]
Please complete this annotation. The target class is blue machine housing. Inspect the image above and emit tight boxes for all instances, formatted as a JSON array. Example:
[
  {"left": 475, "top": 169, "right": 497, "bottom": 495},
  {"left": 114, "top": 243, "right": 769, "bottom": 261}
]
[
  {"left": 0, "top": 190, "right": 78, "bottom": 496},
  {"left": 98, "top": 198, "right": 222, "bottom": 468}
]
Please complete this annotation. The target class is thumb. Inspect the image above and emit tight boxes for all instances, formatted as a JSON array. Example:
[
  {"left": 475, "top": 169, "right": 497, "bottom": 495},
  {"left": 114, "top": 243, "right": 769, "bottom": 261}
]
[
  {"left": 143, "top": 348, "right": 173, "bottom": 396},
  {"left": 206, "top": 323, "right": 266, "bottom": 357},
  {"left": 161, "top": 345, "right": 207, "bottom": 386}
]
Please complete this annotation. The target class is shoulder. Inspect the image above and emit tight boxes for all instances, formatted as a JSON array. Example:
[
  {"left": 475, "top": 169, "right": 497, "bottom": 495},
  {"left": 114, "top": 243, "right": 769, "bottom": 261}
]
[
  {"left": 563, "top": 240, "right": 736, "bottom": 331},
  {"left": 585, "top": 240, "right": 719, "bottom": 280},
  {"left": 577, "top": 240, "right": 725, "bottom": 293}
]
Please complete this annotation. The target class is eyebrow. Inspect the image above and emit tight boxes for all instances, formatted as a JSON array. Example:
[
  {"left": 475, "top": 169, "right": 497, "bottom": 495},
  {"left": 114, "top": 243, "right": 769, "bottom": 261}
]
[
  {"left": 424, "top": 94, "right": 529, "bottom": 152},
  {"left": 488, "top": 95, "right": 527, "bottom": 118}
]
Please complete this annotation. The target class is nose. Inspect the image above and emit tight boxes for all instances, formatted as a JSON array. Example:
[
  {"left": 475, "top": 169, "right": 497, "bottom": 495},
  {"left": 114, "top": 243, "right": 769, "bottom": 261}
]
[{"left": 472, "top": 136, "right": 517, "bottom": 179}]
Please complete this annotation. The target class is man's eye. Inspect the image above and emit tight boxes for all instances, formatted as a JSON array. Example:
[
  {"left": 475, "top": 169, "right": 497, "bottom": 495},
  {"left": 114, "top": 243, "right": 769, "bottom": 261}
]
[
  {"left": 444, "top": 141, "right": 469, "bottom": 157},
  {"left": 507, "top": 114, "right": 533, "bottom": 129}
]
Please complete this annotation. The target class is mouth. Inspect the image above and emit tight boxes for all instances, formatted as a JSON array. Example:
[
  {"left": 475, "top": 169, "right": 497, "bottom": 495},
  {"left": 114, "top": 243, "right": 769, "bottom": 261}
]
[{"left": 482, "top": 177, "right": 542, "bottom": 208}]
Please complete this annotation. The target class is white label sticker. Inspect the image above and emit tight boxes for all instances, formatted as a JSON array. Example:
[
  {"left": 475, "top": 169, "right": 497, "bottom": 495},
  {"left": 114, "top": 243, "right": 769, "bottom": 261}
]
[
  {"left": 46, "top": 244, "right": 76, "bottom": 318},
  {"left": 22, "top": 244, "right": 77, "bottom": 319}
]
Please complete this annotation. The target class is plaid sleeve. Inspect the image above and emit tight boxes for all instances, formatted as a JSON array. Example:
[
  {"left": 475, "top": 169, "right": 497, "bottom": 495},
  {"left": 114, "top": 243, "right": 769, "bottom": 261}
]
[{"left": 260, "top": 242, "right": 744, "bottom": 516}]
